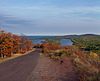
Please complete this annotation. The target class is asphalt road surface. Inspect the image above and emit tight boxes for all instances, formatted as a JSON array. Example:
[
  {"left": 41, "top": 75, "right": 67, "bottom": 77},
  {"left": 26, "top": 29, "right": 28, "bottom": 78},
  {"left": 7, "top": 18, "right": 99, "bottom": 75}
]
[{"left": 0, "top": 49, "right": 40, "bottom": 81}]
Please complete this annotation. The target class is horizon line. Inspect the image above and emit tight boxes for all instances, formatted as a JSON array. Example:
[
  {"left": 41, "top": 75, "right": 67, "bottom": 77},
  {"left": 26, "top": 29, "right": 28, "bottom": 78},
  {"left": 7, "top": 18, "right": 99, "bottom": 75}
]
[{"left": 15, "top": 33, "right": 100, "bottom": 36}]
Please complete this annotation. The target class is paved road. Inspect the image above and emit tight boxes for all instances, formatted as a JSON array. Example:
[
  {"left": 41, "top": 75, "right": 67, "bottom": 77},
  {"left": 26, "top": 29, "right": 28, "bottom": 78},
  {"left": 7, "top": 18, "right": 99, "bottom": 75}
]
[{"left": 0, "top": 49, "right": 41, "bottom": 81}]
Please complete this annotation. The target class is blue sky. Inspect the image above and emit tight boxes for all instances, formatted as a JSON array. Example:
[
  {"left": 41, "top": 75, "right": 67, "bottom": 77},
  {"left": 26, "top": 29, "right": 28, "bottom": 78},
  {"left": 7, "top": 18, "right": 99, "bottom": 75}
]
[{"left": 0, "top": 0, "right": 100, "bottom": 35}]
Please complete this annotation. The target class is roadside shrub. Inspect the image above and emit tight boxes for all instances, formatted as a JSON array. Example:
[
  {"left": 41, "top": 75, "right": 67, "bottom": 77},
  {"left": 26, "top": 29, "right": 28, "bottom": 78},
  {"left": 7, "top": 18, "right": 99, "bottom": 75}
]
[
  {"left": 0, "top": 30, "right": 33, "bottom": 58},
  {"left": 73, "top": 50, "right": 100, "bottom": 81}
]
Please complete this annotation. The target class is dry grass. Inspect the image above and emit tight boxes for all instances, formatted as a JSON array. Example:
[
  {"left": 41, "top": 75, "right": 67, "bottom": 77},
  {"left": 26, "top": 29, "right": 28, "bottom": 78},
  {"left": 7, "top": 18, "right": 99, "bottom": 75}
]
[
  {"left": 72, "top": 50, "right": 100, "bottom": 81},
  {"left": 42, "top": 44, "right": 100, "bottom": 81}
]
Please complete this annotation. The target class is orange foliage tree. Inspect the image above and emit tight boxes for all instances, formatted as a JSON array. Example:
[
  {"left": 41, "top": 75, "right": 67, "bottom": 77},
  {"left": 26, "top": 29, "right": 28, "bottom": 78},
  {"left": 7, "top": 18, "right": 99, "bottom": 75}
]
[
  {"left": 0, "top": 30, "right": 33, "bottom": 58},
  {"left": 41, "top": 43, "right": 61, "bottom": 55}
]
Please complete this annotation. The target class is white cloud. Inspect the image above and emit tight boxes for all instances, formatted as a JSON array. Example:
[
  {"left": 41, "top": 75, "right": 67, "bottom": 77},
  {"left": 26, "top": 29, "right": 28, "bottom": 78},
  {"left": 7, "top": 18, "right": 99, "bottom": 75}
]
[
  {"left": 0, "top": 6, "right": 100, "bottom": 20},
  {"left": 0, "top": 5, "right": 100, "bottom": 34}
]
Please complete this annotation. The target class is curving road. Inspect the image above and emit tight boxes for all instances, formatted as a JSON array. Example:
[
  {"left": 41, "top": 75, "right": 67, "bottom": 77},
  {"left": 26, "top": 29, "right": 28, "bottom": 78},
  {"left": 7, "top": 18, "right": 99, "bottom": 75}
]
[{"left": 0, "top": 49, "right": 40, "bottom": 81}]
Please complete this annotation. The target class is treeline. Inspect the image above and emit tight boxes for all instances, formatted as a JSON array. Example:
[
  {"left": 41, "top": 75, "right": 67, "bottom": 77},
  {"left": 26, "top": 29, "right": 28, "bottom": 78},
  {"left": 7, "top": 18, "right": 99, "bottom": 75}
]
[
  {"left": 0, "top": 30, "right": 33, "bottom": 58},
  {"left": 72, "top": 35, "right": 100, "bottom": 54}
]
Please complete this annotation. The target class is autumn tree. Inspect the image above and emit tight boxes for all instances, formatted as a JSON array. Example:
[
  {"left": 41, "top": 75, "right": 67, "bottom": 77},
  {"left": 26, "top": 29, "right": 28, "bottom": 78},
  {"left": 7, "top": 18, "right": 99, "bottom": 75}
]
[{"left": 0, "top": 30, "right": 33, "bottom": 58}]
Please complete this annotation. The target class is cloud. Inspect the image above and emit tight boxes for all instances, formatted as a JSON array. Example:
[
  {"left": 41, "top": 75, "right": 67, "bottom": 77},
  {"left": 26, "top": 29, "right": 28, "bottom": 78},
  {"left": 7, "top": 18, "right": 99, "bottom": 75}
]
[
  {"left": 0, "top": 1, "right": 100, "bottom": 34},
  {"left": 0, "top": 6, "right": 100, "bottom": 21},
  {"left": 0, "top": 14, "right": 35, "bottom": 29}
]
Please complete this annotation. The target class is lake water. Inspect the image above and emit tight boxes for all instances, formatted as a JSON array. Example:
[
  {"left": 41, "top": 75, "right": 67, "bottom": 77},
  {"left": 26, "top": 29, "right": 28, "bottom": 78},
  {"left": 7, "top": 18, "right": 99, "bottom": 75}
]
[
  {"left": 60, "top": 39, "right": 73, "bottom": 46},
  {"left": 27, "top": 36, "right": 73, "bottom": 46},
  {"left": 32, "top": 39, "right": 46, "bottom": 44}
]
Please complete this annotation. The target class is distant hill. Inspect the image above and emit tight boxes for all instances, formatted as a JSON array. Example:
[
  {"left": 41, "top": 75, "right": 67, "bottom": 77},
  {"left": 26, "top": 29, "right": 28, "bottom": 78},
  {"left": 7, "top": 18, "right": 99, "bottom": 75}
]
[
  {"left": 81, "top": 34, "right": 99, "bottom": 36},
  {"left": 62, "top": 34, "right": 100, "bottom": 39}
]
